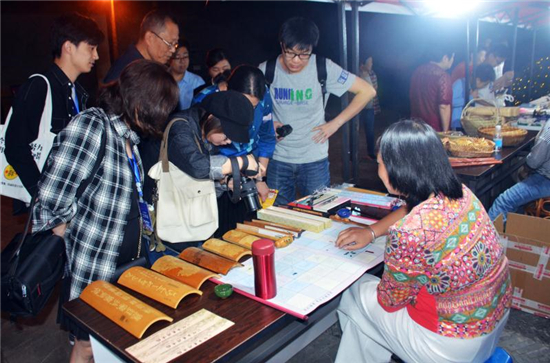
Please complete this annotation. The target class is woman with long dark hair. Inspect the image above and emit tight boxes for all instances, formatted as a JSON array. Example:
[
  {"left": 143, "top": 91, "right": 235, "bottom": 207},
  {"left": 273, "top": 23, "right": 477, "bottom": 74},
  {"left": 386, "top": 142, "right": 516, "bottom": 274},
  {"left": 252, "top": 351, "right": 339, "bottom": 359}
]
[
  {"left": 32, "top": 59, "right": 179, "bottom": 363},
  {"left": 335, "top": 119, "right": 511, "bottom": 363}
]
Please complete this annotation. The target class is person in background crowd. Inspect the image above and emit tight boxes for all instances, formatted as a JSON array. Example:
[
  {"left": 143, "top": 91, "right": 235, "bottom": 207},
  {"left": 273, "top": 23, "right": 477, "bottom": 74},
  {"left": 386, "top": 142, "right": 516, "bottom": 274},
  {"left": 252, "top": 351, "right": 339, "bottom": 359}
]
[
  {"left": 451, "top": 63, "right": 496, "bottom": 130},
  {"left": 103, "top": 9, "right": 179, "bottom": 83},
  {"left": 193, "top": 66, "right": 275, "bottom": 200},
  {"left": 335, "top": 119, "right": 511, "bottom": 363},
  {"left": 488, "top": 120, "right": 550, "bottom": 222},
  {"left": 485, "top": 43, "right": 508, "bottom": 80},
  {"left": 169, "top": 40, "right": 205, "bottom": 110},
  {"left": 451, "top": 48, "right": 487, "bottom": 84},
  {"left": 410, "top": 45, "right": 454, "bottom": 132},
  {"left": 258, "top": 17, "right": 375, "bottom": 205},
  {"left": 33, "top": 60, "right": 179, "bottom": 363},
  {"left": 359, "top": 55, "right": 381, "bottom": 159},
  {"left": 484, "top": 43, "right": 514, "bottom": 93},
  {"left": 193, "top": 65, "right": 275, "bottom": 233},
  {"left": 205, "top": 48, "right": 232, "bottom": 85},
  {"left": 5, "top": 13, "right": 104, "bottom": 212},
  {"left": 139, "top": 90, "right": 262, "bottom": 246}
]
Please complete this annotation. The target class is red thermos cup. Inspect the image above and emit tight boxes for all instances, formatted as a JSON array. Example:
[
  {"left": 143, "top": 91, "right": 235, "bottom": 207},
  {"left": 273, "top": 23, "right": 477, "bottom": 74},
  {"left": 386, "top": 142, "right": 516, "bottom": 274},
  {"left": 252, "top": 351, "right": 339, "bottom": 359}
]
[{"left": 252, "top": 239, "right": 277, "bottom": 299}]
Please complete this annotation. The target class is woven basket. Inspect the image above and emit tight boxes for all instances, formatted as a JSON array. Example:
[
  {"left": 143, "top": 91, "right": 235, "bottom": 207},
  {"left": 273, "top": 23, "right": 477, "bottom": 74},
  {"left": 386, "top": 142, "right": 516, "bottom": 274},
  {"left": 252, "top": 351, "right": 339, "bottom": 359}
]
[
  {"left": 461, "top": 98, "right": 500, "bottom": 136},
  {"left": 448, "top": 149, "right": 494, "bottom": 158},
  {"left": 442, "top": 137, "right": 495, "bottom": 158},
  {"left": 437, "top": 131, "right": 465, "bottom": 140},
  {"left": 478, "top": 126, "right": 528, "bottom": 147}
]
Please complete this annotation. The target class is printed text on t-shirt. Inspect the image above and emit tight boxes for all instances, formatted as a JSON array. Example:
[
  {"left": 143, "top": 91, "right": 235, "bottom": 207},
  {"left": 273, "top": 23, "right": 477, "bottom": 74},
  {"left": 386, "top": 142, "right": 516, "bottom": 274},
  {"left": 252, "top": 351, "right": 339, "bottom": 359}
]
[{"left": 273, "top": 87, "right": 312, "bottom": 105}]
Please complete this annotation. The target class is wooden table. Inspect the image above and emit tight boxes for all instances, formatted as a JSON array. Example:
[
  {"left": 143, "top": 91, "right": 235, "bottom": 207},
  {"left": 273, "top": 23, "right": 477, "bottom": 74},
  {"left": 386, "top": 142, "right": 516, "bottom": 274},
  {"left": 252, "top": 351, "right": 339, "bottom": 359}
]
[
  {"left": 454, "top": 131, "right": 536, "bottom": 209},
  {"left": 64, "top": 265, "right": 384, "bottom": 363},
  {"left": 64, "top": 280, "right": 283, "bottom": 362}
]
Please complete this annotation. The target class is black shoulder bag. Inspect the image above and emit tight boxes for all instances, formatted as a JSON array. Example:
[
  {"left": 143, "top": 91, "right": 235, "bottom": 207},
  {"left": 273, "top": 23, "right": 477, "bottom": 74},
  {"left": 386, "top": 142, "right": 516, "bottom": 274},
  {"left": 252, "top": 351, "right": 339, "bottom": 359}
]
[{"left": 1, "top": 121, "right": 107, "bottom": 318}]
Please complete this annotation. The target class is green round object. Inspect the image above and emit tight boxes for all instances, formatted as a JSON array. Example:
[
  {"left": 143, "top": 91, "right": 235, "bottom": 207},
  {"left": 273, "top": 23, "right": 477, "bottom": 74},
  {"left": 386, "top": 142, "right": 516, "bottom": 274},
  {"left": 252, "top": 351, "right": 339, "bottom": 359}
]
[{"left": 214, "top": 284, "right": 233, "bottom": 299}]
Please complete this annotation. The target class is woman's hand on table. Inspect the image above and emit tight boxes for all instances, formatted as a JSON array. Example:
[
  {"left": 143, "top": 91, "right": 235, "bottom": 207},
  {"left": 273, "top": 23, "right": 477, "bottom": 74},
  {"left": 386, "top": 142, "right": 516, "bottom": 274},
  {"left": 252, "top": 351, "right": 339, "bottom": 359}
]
[{"left": 335, "top": 227, "right": 372, "bottom": 250}]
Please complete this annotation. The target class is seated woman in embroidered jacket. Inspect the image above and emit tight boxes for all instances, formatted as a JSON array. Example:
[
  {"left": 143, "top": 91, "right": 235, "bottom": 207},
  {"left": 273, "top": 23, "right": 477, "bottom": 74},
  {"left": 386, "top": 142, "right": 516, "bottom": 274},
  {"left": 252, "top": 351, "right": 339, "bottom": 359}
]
[
  {"left": 32, "top": 60, "right": 179, "bottom": 363},
  {"left": 334, "top": 119, "right": 511, "bottom": 363}
]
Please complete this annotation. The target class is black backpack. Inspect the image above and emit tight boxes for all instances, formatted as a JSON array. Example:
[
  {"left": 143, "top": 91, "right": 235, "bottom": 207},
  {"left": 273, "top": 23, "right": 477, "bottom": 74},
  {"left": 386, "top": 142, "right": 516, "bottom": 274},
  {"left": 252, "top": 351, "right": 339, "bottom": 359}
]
[{"left": 264, "top": 55, "right": 328, "bottom": 106}]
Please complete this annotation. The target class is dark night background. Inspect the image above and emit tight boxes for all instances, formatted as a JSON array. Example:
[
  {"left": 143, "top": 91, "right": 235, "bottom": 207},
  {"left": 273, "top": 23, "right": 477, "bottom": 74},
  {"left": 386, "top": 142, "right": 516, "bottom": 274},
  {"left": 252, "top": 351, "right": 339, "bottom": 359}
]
[{"left": 2, "top": 1, "right": 549, "bottom": 123}]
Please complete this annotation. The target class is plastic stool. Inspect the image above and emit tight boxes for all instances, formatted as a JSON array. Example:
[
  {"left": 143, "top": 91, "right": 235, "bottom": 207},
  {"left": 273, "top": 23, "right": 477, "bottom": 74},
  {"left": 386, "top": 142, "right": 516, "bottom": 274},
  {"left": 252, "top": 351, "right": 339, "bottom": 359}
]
[{"left": 485, "top": 347, "right": 513, "bottom": 363}]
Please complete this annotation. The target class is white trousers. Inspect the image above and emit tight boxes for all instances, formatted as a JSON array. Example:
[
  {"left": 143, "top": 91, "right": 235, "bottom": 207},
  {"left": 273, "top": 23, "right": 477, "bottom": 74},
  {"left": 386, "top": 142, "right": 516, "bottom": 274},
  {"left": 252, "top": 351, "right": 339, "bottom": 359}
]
[{"left": 335, "top": 274, "right": 509, "bottom": 363}]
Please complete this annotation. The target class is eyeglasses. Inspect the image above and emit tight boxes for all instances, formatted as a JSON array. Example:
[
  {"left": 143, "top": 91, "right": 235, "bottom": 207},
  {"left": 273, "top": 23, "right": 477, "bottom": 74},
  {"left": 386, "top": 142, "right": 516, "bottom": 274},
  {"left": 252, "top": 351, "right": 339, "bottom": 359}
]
[
  {"left": 172, "top": 55, "right": 189, "bottom": 61},
  {"left": 151, "top": 31, "right": 178, "bottom": 50},
  {"left": 282, "top": 46, "right": 312, "bottom": 61}
]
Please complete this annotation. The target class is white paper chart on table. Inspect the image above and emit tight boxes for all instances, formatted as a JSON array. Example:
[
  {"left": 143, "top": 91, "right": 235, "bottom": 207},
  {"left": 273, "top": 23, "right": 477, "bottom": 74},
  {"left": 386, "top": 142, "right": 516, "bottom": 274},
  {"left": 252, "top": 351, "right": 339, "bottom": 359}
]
[
  {"left": 126, "top": 309, "right": 234, "bottom": 363},
  {"left": 218, "top": 221, "right": 386, "bottom": 317}
]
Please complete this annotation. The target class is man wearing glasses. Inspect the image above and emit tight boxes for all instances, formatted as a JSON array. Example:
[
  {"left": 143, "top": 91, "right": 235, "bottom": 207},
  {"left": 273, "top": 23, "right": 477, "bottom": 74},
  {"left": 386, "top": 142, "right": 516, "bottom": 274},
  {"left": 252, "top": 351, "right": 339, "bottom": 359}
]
[
  {"left": 104, "top": 9, "right": 179, "bottom": 83},
  {"left": 259, "top": 17, "right": 375, "bottom": 205}
]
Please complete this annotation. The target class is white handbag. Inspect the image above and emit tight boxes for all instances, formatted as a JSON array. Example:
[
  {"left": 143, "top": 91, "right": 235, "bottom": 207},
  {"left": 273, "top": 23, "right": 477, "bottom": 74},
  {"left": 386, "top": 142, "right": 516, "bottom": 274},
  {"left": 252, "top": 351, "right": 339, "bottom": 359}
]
[
  {"left": 0, "top": 74, "right": 55, "bottom": 203},
  {"left": 148, "top": 118, "right": 219, "bottom": 242}
]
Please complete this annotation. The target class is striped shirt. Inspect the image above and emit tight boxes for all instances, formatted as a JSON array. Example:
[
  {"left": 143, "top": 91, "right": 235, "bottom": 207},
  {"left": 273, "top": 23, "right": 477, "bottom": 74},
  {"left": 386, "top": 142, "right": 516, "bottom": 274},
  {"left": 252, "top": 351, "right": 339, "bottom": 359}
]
[{"left": 33, "top": 107, "right": 142, "bottom": 300}]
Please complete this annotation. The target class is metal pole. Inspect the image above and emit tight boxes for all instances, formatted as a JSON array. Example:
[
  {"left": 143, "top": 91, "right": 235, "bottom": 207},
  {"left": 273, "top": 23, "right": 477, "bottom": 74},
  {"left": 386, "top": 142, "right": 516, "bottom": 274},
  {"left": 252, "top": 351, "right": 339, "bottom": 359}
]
[
  {"left": 350, "top": 1, "right": 360, "bottom": 182},
  {"left": 337, "top": 1, "right": 350, "bottom": 182},
  {"left": 475, "top": 19, "right": 480, "bottom": 56},
  {"left": 528, "top": 29, "right": 537, "bottom": 101},
  {"left": 465, "top": 19, "right": 471, "bottom": 103},
  {"left": 473, "top": 19, "right": 480, "bottom": 88},
  {"left": 510, "top": 8, "right": 520, "bottom": 73}
]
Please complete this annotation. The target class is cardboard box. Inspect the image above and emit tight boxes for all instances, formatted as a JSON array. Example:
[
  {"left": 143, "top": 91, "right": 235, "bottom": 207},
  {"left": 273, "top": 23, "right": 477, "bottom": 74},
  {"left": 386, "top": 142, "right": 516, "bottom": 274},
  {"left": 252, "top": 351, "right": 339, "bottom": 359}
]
[{"left": 494, "top": 213, "right": 550, "bottom": 319}]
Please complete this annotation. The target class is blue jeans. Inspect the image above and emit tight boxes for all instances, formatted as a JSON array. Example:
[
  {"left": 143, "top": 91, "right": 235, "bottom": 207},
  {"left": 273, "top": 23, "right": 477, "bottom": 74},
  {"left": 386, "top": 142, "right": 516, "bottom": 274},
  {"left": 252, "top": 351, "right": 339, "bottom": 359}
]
[
  {"left": 361, "top": 109, "right": 376, "bottom": 158},
  {"left": 267, "top": 158, "right": 330, "bottom": 206},
  {"left": 488, "top": 172, "right": 550, "bottom": 222}
]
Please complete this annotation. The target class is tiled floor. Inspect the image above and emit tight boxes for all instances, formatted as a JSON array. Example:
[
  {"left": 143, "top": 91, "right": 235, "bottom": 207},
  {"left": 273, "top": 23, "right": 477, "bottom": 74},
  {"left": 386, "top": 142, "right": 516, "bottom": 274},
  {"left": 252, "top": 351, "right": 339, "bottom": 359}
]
[{"left": 2, "top": 113, "right": 549, "bottom": 362}]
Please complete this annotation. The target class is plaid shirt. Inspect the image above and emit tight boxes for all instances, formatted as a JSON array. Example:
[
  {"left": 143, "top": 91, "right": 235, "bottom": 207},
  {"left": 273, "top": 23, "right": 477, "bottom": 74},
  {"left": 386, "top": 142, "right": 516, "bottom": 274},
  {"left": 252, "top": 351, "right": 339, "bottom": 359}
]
[{"left": 33, "top": 107, "right": 142, "bottom": 300}]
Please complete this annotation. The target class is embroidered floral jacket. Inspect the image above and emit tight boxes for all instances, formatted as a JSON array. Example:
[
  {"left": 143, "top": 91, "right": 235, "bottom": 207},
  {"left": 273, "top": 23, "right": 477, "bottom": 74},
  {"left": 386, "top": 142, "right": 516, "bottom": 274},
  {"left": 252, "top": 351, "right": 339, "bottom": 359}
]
[{"left": 377, "top": 185, "right": 512, "bottom": 338}]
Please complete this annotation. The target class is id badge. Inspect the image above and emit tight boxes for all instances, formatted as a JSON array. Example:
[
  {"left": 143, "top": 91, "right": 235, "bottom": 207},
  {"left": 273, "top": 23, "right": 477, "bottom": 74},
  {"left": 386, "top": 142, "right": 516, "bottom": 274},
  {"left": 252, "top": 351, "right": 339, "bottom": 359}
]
[{"left": 139, "top": 201, "right": 154, "bottom": 232}]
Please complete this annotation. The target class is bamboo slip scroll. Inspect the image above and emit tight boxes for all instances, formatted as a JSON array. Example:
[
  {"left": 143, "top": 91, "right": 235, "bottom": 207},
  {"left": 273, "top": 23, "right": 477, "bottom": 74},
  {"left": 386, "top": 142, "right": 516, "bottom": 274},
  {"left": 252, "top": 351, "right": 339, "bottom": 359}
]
[
  {"left": 235, "top": 223, "right": 294, "bottom": 248},
  {"left": 179, "top": 247, "right": 242, "bottom": 275},
  {"left": 222, "top": 229, "right": 260, "bottom": 249},
  {"left": 117, "top": 267, "right": 202, "bottom": 309},
  {"left": 80, "top": 280, "right": 173, "bottom": 339},
  {"left": 203, "top": 238, "right": 252, "bottom": 261},
  {"left": 151, "top": 255, "right": 220, "bottom": 289}
]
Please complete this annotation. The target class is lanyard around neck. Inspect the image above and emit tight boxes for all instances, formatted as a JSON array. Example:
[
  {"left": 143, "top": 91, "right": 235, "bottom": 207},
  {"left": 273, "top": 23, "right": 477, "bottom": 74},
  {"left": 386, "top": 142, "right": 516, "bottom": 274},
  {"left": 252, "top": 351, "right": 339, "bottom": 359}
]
[
  {"left": 71, "top": 85, "right": 80, "bottom": 114},
  {"left": 127, "top": 148, "right": 144, "bottom": 202}
]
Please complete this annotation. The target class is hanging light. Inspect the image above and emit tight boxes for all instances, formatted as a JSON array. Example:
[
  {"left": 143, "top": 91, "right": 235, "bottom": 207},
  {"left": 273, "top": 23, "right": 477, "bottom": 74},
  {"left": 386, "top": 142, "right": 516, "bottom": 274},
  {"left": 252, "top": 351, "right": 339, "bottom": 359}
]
[{"left": 424, "top": 0, "right": 479, "bottom": 17}]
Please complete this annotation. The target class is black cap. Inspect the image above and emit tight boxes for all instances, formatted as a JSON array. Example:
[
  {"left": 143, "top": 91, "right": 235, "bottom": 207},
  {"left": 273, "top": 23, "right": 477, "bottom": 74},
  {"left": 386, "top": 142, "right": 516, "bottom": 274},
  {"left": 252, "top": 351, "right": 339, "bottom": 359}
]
[{"left": 200, "top": 90, "right": 254, "bottom": 143}]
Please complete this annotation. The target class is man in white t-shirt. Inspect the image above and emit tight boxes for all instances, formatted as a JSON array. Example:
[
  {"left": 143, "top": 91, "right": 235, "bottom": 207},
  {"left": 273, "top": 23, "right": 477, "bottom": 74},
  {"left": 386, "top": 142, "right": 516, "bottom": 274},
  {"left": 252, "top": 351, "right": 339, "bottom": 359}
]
[{"left": 259, "top": 17, "right": 375, "bottom": 205}]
